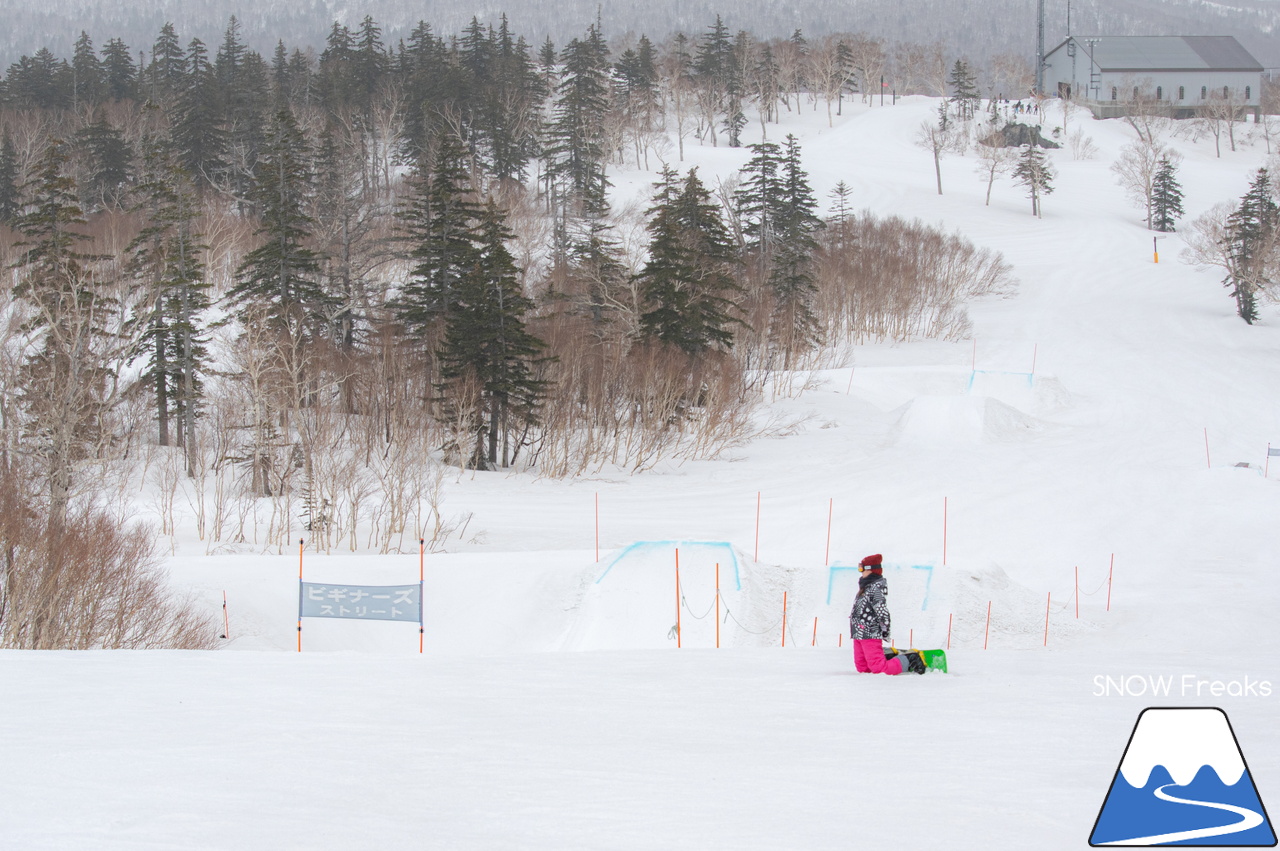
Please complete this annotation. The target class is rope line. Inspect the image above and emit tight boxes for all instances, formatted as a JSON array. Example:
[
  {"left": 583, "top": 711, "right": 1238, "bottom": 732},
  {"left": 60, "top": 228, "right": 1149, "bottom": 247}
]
[
  {"left": 1078, "top": 576, "right": 1110, "bottom": 597},
  {"left": 680, "top": 594, "right": 716, "bottom": 620},
  {"left": 720, "top": 601, "right": 783, "bottom": 636}
]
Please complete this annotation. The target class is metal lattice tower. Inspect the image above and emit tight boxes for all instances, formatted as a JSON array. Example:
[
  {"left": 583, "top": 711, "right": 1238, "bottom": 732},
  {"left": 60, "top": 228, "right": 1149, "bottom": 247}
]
[{"left": 1035, "top": 0, "right": 1046, "bottom": 93}]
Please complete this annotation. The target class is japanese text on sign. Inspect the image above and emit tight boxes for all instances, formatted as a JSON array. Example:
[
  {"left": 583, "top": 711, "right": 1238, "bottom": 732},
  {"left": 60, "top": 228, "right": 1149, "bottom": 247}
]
[{"left": 299, "top": 582, "right": 421, "bottom": 622}]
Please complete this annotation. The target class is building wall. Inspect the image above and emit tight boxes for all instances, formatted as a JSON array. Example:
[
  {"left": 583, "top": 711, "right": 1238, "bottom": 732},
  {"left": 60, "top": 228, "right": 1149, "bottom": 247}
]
[
  {"left": 1043, "top": 48, "right": 1260, "bottom": 108},
  {"left": 1092, "top": 71, "right": 1257, "bottom": 107}
]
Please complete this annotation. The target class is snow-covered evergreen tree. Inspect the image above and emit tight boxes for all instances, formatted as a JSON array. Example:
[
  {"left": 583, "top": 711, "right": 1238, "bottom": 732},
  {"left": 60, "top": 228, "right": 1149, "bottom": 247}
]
[
  {"left": 1013, "top": 143, "right": 1054, "bottom": 218},
  {"left": 1151, "top": 157, "right": 1185, "bottom": 233}
]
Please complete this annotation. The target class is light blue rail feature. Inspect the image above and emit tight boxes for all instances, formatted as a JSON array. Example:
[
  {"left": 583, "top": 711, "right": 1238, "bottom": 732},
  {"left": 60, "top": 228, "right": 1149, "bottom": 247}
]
[
  {"left": 967, "top": 369, "right": 1034, "bottom": 393},
  {"left": 596, "top": 540, "right": 742, "bottom": 590},
  {"left": 827, "top": 562, "right": 935, "bottom": 610}
]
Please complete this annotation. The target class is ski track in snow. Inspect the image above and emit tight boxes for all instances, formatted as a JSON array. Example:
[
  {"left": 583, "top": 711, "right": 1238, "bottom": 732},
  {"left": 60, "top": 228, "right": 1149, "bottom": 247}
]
[{"left": 1101, "top": 784, "right": 1265, "bottom": 845}]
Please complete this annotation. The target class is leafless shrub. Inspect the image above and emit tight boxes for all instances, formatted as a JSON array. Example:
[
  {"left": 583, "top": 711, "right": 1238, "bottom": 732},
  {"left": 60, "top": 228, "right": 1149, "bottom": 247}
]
[
  {"left": 815, "top": 211, "right": 1017, "bottom": 343},
  {"left": 529, "top": 313, "right": 763, "bottom": 476},
  {"left": 0, "top": 467, "right": 217, "bottom": 650},
  {"left": 1069, "top": 128, "right": 1099, "bottom": 161}
]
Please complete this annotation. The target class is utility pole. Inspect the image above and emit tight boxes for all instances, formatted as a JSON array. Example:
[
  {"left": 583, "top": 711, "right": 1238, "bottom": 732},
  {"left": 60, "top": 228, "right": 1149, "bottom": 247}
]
[{"left": 1035, "top": 0, "right": 1046, "bottom": 94}]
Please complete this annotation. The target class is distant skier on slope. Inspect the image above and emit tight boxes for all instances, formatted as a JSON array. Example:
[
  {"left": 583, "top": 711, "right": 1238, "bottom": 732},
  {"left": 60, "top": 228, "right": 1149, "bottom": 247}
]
[{"left": 850, "top": 554, "right": 925, "bottom": 675}]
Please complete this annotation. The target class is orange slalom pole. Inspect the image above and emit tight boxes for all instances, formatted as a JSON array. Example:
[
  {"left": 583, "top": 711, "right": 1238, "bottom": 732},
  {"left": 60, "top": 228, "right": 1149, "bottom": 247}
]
[
  {"left": 221, "top": 591, "right": 229, "bottom": 639},
  {"left": 824, "top": 498, "right": 833, "bottom": 566},
  {"left": 781, "top": 591, "right": 788, "bottom": 647},
  {"left": 812, "top": 617, "right": 818, "bottom": 647},
  {"left": 419, "top": 538, "right": 425, "bottom": 654},
  {"left": 983, "top": 601, "right": 992, "bottom": 650},
  {"left": 297, "top": 538, "right": 304, "bottom": 653},
  {"left": 1044, "top": 592, "right": 1051, "bottom": 647},
  {"left": 947, "top": 613, "right": 953, "bottom": 650},
  {"left": 1107, "top": 554, "right": 1115, "bottom": 611}
]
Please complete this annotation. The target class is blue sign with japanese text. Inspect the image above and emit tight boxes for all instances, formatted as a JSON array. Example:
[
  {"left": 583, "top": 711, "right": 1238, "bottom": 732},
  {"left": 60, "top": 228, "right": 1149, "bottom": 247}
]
[{"left": 299, "top": 582, "right": 421, "bottom": 623}]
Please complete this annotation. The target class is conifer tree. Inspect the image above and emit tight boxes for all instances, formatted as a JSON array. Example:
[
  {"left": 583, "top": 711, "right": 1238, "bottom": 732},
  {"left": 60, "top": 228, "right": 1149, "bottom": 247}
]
[
  {"left": 752, "top": 44, "right": 782, "bottom": 127},
  {"left": 101, "top": 38, "right": 137, "bottom": 101},
  {"left": 736, "top": 140, "right": 785, "bottom": 268},
  {"left": 485, "top": 20, "right": 544, "bottom": 185},
  {"left": 834, "top": 41, "right": 855, "bottom": 115},
  {"left": 1222, "top": 168, "right": 1279, "bottom": 324},
  {"left": 0, "top": 134, "right": 20, "bottom": 224},
  {"left": 549, "top": 220, "right": 631, "bottom": 331},
  {"left": 1151, "top": 156, "right": 1185, "bottom": 233},
  {"left": 215, "top": 17, "right": 247, "bottom": 93},
  {"left": 545, "top": 24, "right": 612, "bottom": 219},
  {"left": 174, "top": 38, "right": 227, "bottom": 186},
  {"left": 694, "top": 16, "right": 733, "bottom": 146},
  {"left": 638, "top": 166, "right": 742, "bottom": 353},
  {"left": 827, "top": 180, "right": 855, "bottom": 250},
  {"left": 828, "top": 180, "right": 853, "bottom": 224},
  {"left": 395, "top": 133, "right": 483, "bottom": 337},
  {"left": 147, "top": 23, "right": 187, "bottom": 103},
  {"left": 127, "top": 138, "right": 210, "bottom": 464},
  {"left": 11, "top": 140, "right": 115, "bottom": 526},
  {"left": 769, "top": 134, "right": 823, "bottom": 357},
  {"left": 437, "top": 201, "right": 546, "bottom": 470},
  {"left": 5, "top": 48, "right": 71, "bottom": 109},
  {"left": 317, "top": 22, "right": 356, "bottom": 111},
  {"left": 1013, "top": 143, "right": 1054, "bottom": 217},
  {"left": 229, "top": 108, "right": 327, "bottom": 335},
  {"left": 71, "top": 32, "right": 105, "bottom": 108},
  {"left": 353, "top": 15, "right": 388, "bottom": 109},
  {"left": 271, "top": 41, "right": 292, "bottom": 106},
  {"left": 947, "top": 59, "right": 980, "bottom": 121},
  {"left": 75, "top": 113, "right": 133, "bottom": 209}
]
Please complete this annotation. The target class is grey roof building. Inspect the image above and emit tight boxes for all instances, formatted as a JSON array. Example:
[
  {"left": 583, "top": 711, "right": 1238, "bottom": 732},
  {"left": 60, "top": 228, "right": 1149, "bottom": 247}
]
[{"left": 1042, "top": 35, "right": 1263, "bottom": 118}]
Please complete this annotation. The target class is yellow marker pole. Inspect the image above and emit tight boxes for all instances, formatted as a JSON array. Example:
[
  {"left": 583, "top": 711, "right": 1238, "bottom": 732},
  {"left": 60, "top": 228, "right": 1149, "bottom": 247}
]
[
  {"left": 1154, "top": 236, "right": 1159, "bottom": 264},
  {"left": 715, "top": 563, "right": 720, "bottom": 650},
  {"left": 675, "top": 548, "right": 681, "bottom": 649}
]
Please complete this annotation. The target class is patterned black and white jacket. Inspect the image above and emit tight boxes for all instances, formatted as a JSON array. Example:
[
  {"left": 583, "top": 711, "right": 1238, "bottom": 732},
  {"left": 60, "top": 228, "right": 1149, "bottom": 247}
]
[{"left": 850, "top": 572, "right": 891, "bottom": 640}]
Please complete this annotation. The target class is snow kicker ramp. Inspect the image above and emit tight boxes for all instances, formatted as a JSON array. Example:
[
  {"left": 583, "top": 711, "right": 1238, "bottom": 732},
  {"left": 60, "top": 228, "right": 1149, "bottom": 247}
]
[
  {"left": 893, "top": 395, "right": 1039, "bottom": 445},
  {"left": 560, "top": 541, "right": 748, "bottom": 651}
]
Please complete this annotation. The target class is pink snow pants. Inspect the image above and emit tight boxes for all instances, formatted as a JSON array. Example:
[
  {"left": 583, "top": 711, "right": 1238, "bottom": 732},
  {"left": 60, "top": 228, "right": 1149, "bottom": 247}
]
[{"left": 853, "top": 638, "right": 904, "bottom": 675}]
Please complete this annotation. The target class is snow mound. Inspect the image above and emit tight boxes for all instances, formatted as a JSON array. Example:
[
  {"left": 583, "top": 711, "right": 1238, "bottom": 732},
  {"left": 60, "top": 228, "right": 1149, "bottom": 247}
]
[
  {"left": 893, "top": 395, "right": 1041, "bottom": 445},
  {"left": 937, "top": 562, "right": 1104, "bottom": 650}
]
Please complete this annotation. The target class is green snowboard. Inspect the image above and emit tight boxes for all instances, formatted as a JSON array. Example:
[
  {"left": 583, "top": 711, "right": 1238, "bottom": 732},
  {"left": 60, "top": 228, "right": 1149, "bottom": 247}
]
[{"left": 884, "top": 647, "right": 948, "bottom": 673}]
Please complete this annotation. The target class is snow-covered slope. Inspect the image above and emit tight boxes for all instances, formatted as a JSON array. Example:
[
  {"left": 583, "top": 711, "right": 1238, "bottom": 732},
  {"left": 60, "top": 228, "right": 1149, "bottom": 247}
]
[{"left": 3, "top": 98, "right": 1279, "bottom": 849}]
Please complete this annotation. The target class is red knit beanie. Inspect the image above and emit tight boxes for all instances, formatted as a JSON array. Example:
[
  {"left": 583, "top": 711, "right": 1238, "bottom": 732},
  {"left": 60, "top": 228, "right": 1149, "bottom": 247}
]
[{"left": 859, "top": 553, "right": 883, "bottom": 568}]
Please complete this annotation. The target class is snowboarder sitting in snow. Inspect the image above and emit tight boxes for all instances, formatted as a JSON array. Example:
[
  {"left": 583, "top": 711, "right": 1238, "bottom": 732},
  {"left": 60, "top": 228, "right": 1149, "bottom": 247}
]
[{"left": 850, "top": 554, "right": 925, "bottom": 675}]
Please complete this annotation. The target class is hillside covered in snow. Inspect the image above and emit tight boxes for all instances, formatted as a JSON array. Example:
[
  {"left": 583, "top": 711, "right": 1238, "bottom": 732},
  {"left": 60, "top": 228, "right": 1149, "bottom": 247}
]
[{"left": 4, "top": 87, "right": 1280, "bottom": 847}]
